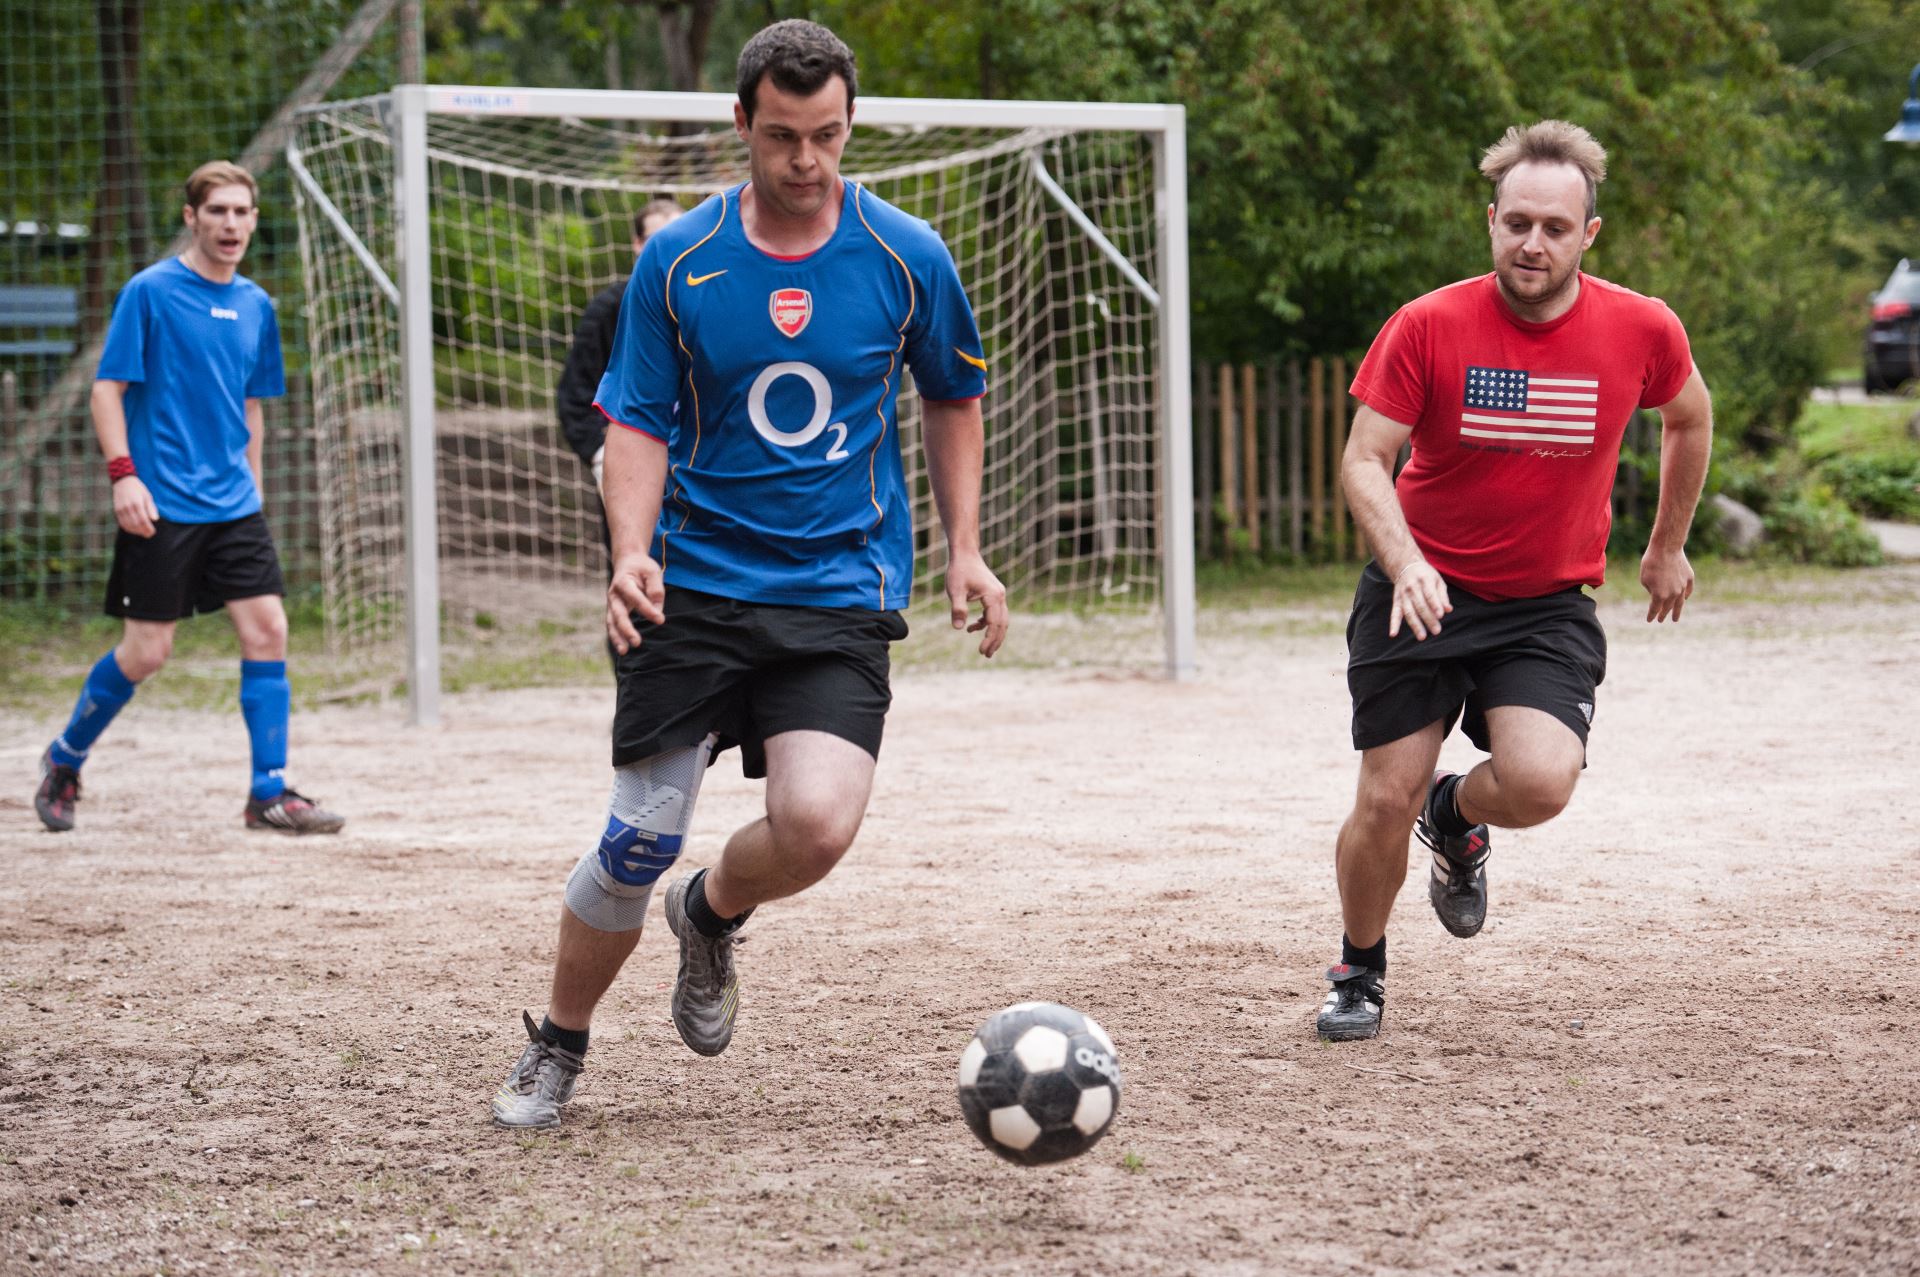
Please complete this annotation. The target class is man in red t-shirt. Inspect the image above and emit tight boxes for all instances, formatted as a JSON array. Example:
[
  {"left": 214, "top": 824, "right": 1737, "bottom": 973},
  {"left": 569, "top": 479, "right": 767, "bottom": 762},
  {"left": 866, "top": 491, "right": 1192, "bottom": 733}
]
[{"left": 1316, "top": 120, "right": 1713, "bottom": 1042}]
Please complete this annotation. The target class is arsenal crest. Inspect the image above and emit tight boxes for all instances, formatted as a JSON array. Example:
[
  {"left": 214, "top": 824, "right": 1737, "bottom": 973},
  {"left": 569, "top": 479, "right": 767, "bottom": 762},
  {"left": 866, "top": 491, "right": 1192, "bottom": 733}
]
[{"left": 769, "top": 288, "right": 812, "bottom": 338}]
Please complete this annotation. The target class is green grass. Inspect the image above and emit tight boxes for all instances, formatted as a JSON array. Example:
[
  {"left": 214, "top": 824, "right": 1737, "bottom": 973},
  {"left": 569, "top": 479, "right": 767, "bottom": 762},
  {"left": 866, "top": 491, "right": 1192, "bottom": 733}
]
[{"left": 1795, "top": 398, "right": 1918, "bottom": 461}]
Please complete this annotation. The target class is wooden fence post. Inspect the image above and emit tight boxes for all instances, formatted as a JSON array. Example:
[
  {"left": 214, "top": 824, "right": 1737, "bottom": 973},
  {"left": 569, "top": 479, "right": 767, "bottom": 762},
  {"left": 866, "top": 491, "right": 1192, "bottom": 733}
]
[
  {"left": 1240, "top": 363, "right": 1259, "bottom": 551},
  {"left": 1195, "top": 362, "right": 1214, "bottom": 559},
  {"left": 1264, "top": 360, "right": 1282, "bottom": 555},
  {"left": 1288, "top": 360, "right": 1304, "bottom": 557},
  {"left": 1307, "top": 357, "right": 1326, "bottom": 553},
  {"left": 1217, "top": 363, "right": 1238, "bottom": 555}
]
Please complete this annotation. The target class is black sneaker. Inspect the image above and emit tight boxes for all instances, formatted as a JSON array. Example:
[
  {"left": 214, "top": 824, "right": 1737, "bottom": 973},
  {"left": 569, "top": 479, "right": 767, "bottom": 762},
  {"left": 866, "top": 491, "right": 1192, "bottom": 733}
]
[
  {"left": 244, "top": 788, "right": 346, "bottom": 834},
  {"left": 1316, "top": 964, "right": 1385, "bottom": 1041},
  {"left": 34, "top": 749, "right": 81, "bottom": 832},
  {"left": 1416, "top": 770, "right": 1490, "bottom": 938}
]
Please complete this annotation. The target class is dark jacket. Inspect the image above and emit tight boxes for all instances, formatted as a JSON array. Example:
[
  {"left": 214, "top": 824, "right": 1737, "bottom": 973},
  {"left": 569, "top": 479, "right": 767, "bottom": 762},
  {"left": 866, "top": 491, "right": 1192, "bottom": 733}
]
[{"left": 556, "top": 280, "right": 625, "bottom": 466}]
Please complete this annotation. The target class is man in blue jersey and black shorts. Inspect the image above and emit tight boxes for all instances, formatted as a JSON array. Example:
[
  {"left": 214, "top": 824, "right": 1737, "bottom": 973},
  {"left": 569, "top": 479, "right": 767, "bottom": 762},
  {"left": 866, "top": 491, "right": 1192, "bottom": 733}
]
[
  {"left": 492, "top": 19, "right": 1008, "bottom": 1128},
  {"left": 32, "top": 161, "right": 344, "bottom": 837}
]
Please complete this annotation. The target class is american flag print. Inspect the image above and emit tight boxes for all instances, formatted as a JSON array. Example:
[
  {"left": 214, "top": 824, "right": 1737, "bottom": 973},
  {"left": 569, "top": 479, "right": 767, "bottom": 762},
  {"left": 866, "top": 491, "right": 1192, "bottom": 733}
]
[{"left": 1459, "top": 366, "right": 1600, "bottom": 454}]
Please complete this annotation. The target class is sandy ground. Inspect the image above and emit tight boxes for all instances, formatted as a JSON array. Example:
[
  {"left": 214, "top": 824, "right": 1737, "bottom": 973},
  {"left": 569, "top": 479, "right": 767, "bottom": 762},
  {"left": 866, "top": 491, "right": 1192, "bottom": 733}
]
[{"left": 3, "top": 567, "right": 1919, "bottom": 1276}]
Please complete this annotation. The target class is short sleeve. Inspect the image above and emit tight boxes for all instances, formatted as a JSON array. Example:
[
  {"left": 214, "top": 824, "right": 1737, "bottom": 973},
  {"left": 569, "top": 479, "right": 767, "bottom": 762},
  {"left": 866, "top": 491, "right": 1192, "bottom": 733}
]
[
  {"left": 1347, "top": 304, "right": 1429, "bottom": 427},
  {"left": 96, "top": 278, "right": 149, "bottom": 384},
  {"left": 594, "top": 240, "right": 678, "bottom": 444},
  {"left": 902, "top": 237, "right": 986, "bottom": 403},
  {"left": 247, "top": 296, "right": 287, "bottom": 398},
  {"left": 1637, "top": 302, "right": 1693, "bottom": 409}
]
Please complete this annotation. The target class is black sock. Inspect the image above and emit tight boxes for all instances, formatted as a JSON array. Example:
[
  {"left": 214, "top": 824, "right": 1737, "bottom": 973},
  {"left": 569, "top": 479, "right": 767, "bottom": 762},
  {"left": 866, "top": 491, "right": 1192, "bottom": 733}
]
[
  {"left": 539, "top": 1015, "right": 589, "bottom": 1057},
  {"left": 1342, "top": 934, "right": 1387, "bottom": 973},
  {"left": 1431, "top": 772, "right": 1474, "bottom": 837},
  {"left": 685, "top": 868, "right": 752, "bottom": 939}
]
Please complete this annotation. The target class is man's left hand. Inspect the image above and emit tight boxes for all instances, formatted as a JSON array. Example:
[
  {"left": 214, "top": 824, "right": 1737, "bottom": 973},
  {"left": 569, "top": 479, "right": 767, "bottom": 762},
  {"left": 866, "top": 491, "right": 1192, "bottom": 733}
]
[
  {"left": 1640, "top": 545, "right": 1694, "bottom": 623},
  {"left": 946, "top": 552, "right": 1009, "bottom": 658}
]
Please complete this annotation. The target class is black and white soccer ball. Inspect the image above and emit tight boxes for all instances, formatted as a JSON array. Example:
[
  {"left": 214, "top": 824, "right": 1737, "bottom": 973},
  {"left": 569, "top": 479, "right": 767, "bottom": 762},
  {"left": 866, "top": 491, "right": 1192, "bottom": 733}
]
[{"left": 956, "top": 1001, "right": 1121, "bottom": 1166}]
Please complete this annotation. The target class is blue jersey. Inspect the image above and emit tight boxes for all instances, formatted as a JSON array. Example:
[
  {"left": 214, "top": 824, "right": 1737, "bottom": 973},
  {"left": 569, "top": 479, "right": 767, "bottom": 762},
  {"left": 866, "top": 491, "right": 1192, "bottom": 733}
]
[
  {"left": 595, "top": 182, "right": 987, "bottom": 610},
  {"left": 96, "top": 258, "right": 286, "bottom": 523}
]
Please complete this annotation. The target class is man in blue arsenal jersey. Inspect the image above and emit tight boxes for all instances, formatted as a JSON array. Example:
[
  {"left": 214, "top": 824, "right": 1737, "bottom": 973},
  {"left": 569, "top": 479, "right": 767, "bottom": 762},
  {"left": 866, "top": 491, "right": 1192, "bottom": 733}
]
[
  {"left": 32, "top": 161, "right": 344, "bottom": 836},
  {"left": 492, "top": 19, "right": 1008, "bottom": 1128}
]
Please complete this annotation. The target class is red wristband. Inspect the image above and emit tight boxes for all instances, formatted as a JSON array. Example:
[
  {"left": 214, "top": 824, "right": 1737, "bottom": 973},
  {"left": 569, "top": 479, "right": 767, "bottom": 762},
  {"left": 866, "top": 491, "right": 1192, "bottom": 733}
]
[{"left": 108, "top": 456, "right": 137, "bottom": 483}]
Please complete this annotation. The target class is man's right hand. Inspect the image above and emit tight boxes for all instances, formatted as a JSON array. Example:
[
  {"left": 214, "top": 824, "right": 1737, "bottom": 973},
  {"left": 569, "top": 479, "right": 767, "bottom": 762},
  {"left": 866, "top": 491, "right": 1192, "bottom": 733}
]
[
  {"left": 606, "top": 551, "right": 666, "bottom": 654},
  {"left": 112, "top": 475, "right": 160, "bottom": 539},
  {"left": 1389, "top": 559, "right": 1452, "bottom": 640}
]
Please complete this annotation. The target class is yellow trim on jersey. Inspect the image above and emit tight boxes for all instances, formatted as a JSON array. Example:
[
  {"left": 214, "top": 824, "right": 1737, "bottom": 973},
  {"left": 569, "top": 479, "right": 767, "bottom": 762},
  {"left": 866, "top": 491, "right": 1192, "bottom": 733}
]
[
  {"left": 663, "top": 197, "right": 730, "bottom": 544},
  {"left": 852, "top": 183, "right": 915, "bottom": 610},
  {"left": 954, "top": 347, "right": 987, "bottom": 371}
]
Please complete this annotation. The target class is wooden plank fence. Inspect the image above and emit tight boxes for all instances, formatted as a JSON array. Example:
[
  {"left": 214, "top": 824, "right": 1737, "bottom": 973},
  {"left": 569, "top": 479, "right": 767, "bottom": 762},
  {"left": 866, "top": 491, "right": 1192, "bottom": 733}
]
[
  {"left": 1194, "top": 357, "right": 1367, "bottom": 562},
  {"left": 1193, "top": 358, "right": 1663, "bottom": 564}
]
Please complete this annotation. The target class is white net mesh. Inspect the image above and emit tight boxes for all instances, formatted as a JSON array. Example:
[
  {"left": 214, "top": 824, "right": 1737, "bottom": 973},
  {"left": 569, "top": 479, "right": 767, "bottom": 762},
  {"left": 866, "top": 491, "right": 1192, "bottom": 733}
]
[{"left": 291, "top": 95, "right": 1170, "bottom": 676}]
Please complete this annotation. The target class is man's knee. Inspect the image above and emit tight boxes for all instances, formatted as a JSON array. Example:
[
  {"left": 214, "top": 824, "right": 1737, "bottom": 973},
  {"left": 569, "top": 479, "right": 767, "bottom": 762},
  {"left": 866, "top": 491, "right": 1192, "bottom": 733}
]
[
  {"left": 118, "top": 627, "right": 174, "bottom": 681},
  {"left": 1350, "top": 771, "right": 1426, "bottom": 836},
  {"left": 564, "top": 739, "right": 712, "bottom": 932},
  {"left": 233, "top": 605, "right": 289, "bottom": 659},
  {"left": 1493, "top": 758, "right": 1579, "bottom": 827},
  {"left": 769, "top": 799, "right": 861, "bottom": 880}
]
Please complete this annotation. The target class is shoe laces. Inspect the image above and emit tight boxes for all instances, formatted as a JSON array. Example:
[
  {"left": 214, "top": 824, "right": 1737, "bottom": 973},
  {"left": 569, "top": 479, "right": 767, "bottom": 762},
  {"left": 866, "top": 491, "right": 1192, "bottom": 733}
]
[
  {"left": 509, "top": 1019, "right": 582, "bottom": 1097},
  {"left": 1415, "top": 817, "right": 1489, "bottom": 874},
  {"left": 1328, "top": 969, "right": 1384, "bottom": 1012},
  {"left": 685, "top": 926, "right": 738, "bottom": 996}
]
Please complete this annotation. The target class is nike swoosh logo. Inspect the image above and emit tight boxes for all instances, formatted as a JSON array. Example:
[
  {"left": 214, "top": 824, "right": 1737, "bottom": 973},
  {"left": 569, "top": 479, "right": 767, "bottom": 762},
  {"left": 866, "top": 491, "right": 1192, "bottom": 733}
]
[{"left": 686, "top": 269, "right": 728, "bottom": 286}]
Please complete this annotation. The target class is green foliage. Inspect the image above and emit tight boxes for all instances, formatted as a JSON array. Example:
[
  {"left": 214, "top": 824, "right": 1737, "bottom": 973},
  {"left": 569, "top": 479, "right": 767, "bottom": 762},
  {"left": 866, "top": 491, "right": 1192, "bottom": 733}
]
[
  {"left": 817, "top": 0, "right": 1912, "bottom": 458},
  {"left": 0, "top": 513, "right": 109, "bottom": 600},
  {"left": 1717, "top": 451, "right": 1884, "bottom": 566},
  {"left": 1817, "top": 452, "right": 1920, "bottom": 520}
]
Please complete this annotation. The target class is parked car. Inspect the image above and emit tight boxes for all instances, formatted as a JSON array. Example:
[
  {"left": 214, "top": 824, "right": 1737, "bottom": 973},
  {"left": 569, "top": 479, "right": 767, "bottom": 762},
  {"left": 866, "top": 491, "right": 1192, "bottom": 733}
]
[{"left": 1865, "top": 258, "right": 1920, "bottom": 393}]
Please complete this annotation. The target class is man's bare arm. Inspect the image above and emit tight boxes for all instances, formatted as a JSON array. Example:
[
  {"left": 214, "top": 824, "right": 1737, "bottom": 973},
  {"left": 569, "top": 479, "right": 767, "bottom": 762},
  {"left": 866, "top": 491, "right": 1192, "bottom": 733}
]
[
  {"left": 921, "top": 397, "right": 1008, "bottom": 657},
  {"left": 602, "top": 422, "right": 671, "bottom": 653},
  {"left": 1341, "top": 404, "right": 1449, "bottom": 640},
  {"left": 1640, "top": 365, "right": 1713, "bottom": 623},
  {"left": 245, "top": 398, "right": 265, "bottom": 500},
  {"left": 92, "top": 379, "right": 158, "bottom": 538}
]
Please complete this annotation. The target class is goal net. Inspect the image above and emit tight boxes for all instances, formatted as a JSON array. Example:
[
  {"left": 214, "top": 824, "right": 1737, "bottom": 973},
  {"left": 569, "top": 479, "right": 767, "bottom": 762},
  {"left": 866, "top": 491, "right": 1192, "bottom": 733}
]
[{"left": 290, "top": 88, "right": 1191, "bottom": 718}]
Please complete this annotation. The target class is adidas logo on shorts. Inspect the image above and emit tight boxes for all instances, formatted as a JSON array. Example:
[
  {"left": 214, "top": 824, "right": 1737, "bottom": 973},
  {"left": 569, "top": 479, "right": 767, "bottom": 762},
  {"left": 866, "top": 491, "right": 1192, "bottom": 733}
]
[{"left": 1576, "top": 701, "right": 1594, "bottom": 724}]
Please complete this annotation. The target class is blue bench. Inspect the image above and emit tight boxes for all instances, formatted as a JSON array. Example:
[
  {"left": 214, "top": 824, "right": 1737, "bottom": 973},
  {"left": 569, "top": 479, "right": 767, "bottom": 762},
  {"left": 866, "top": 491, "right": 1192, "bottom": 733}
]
[{"left": 0, "top": 285, "right": 80, "bottom": 357}]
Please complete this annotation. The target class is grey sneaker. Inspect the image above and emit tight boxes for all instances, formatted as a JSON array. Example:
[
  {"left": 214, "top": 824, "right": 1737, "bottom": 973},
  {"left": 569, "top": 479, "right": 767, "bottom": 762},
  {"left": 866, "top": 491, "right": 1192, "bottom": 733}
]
[
  {"left": 490, "top": 1010, "right": 584, "bottom": 1129},
  {"left": 662, "top": 872, "right": 742, "bottom": 1057}
]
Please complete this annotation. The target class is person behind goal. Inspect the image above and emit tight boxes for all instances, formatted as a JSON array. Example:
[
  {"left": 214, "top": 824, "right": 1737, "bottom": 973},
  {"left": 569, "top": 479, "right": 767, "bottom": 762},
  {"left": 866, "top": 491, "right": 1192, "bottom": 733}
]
[{"left": 491, "top": 19, "right": 1008, "bottom": 1127}]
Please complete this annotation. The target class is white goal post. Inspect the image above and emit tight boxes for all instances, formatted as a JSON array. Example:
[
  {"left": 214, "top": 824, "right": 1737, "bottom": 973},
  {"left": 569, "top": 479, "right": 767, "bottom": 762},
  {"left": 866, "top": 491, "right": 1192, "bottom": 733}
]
[{"left": 291, "top": 85, "right": 1194, "bottom": 725}]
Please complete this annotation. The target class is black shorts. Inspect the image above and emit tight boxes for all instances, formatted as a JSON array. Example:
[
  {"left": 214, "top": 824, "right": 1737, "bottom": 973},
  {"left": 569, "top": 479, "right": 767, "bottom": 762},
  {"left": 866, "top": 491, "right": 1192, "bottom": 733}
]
[
  {"left": 1345, "top": 562, "right": 1606, "bottom": 752},
  {"left": 104, "top": 512, "right": 285, "bottom": 622},
  {"left": 611, "top": 587, "right": 909, "bottom": 778}
]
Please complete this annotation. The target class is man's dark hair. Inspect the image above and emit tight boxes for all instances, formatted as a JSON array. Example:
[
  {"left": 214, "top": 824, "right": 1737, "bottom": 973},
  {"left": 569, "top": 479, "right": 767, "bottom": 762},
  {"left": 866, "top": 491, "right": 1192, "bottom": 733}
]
[{"left": 735, "top": 19, "right": 856, "bottom": 123}]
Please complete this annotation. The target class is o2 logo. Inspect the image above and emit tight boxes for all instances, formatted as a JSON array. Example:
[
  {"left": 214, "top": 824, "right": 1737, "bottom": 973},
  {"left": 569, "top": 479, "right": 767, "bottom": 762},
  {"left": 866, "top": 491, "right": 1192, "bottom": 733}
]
[{"left": 747, "top": 361, "right": 850, "bottom": 461}]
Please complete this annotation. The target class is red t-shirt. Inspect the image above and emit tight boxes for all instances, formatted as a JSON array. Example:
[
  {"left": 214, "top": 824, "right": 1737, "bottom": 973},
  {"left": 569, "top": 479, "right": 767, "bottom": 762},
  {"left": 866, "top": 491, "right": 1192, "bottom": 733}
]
[{"left": 1349, "top": 272, "right": 1693, "bottom": 600}]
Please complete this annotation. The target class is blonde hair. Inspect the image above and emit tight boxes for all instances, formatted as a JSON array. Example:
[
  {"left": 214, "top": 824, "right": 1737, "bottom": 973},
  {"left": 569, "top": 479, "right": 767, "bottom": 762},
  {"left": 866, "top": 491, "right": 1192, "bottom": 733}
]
[
  {"left": 184, "top": 160, "right": 258, "bottom": 212},
  {"left": 1479, "top": 121, "right": 1608, "bottom": 220}
]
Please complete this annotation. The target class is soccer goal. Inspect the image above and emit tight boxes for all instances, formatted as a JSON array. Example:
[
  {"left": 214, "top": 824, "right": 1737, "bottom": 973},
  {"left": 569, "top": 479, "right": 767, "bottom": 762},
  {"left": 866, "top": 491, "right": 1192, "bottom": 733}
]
[{"left": 289, "top": 86, "right": 1192, "bottom": 725}]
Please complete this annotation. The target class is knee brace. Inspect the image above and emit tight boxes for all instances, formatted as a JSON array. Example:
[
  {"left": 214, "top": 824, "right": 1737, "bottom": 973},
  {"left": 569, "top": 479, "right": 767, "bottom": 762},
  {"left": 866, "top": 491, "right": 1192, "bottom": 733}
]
[{"left": 564, "top": 735, "right": 714, "bottom": 932}]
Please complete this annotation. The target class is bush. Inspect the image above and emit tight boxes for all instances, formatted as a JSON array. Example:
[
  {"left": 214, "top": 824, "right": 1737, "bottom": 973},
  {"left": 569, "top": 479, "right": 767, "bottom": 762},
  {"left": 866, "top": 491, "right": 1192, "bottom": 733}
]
[
  {"left": 1815, "top": 453, "right": 1920, "bottom": 522},
  {"left": 1716, "top": 453, "right": 1883, "bottom": 566}
]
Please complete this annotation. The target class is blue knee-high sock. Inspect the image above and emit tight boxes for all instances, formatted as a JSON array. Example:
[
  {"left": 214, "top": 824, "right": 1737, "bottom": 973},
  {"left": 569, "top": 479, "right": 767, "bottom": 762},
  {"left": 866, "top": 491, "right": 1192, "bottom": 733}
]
[
  {"left": 239, "top": 660, "right": 290, "bottom": 801},
  {"left": 48, "top": 651, "right": 139, "bottom": 769}
]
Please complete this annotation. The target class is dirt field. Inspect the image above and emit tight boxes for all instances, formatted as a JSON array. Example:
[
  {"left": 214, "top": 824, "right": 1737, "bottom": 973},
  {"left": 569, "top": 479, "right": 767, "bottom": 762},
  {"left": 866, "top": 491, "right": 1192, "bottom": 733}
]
[{"left": 4, "top": 566, "right": 1918, "bottom": 1276}]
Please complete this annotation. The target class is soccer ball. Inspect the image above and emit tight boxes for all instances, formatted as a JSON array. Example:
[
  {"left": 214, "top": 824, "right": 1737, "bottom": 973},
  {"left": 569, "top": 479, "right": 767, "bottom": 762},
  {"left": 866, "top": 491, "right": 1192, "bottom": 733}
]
[{"left": 956, "top": 1001, "right": 1121, "bottom": 1165}]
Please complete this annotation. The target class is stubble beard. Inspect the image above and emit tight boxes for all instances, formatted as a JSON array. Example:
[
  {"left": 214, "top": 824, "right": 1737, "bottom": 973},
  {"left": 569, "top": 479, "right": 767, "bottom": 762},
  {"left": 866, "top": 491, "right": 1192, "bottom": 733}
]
[{"left": 1496, "top": 252, "right": 1581, "bottom": 317}]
